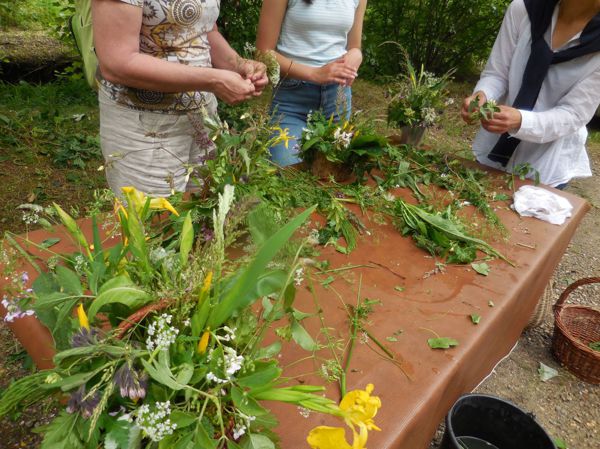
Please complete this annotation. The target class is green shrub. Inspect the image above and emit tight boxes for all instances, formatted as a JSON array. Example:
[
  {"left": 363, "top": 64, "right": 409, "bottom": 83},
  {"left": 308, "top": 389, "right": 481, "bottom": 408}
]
[{"left": 363, "top": 0, "right": 510, "bottom": 77}]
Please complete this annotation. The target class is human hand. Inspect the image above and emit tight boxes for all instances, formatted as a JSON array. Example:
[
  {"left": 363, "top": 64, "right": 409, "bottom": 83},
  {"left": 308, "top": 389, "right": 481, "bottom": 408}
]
[
  {"left": 481, "top": 105, "right": 522, "bottom": 134},
  {"left": 312, "top": 59, "right": 358, "bottom": 86},
  {"left": 341, "top": 49, "right": 362, "bottom": 86},
  {"left": 212, "top": 70, "right": 256, "bottom": 105},
  {"left": 461, "top": 91, "right": 487, "bottom": 124},
  {"left": 238, "top": 59, "right": 268, "bottom": 95}
]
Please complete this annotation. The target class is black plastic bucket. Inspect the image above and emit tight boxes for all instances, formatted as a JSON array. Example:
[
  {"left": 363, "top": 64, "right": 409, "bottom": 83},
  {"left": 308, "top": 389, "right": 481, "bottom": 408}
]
[{"left": 440, "top": 394, "right": 557, "bottom": 449}]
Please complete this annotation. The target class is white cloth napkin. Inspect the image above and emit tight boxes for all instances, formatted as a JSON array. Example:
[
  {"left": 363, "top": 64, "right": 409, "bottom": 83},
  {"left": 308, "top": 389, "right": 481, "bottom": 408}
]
[{"left": 511, "top": 185, "right": 573, "bottom": 225}]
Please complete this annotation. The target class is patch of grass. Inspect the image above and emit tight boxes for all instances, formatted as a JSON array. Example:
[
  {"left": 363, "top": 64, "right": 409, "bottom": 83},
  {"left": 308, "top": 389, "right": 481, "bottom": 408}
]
[
  {"left": 0, "top": 0, "right": 67, "bottom": 31},
  {"left": 587, "top": 130, "right": 600, "bottom": 145},
  {"left": 0, "top": 78, "right": 105, "bottom": 234}
]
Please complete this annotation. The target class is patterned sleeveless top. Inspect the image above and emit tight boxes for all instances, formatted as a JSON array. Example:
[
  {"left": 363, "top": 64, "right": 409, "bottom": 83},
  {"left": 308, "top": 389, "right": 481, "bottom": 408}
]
[{"left": 98, "top": 0, "right": 219, "bottom": 113}]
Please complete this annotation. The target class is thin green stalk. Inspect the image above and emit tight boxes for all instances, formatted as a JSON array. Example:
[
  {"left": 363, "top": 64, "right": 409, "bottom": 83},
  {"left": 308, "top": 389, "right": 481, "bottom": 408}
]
[{"left": 4, "top": 232, "right": 42, "bottom": 274}]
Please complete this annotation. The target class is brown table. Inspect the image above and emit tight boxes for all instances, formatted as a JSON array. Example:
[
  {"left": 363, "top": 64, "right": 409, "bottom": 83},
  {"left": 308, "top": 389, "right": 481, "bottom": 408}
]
[{"left": 1, "top": 182, "right": 589, "bottom": 449}]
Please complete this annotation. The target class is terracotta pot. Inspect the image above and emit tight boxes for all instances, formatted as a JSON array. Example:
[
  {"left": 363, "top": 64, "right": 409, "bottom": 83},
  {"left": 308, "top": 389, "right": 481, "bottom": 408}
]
[
  {"left": 309, "top": 152, "right": 353, "bottom": 182},
  {"left": 389, "top": 126, "right": 426, "bottom": 147}
]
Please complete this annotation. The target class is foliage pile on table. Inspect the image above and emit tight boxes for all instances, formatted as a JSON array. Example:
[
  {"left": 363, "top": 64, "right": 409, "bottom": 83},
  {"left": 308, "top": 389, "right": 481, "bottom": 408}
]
[
  {"left": 0, "top": 184, "right": 385, "bottom": 449},
  {"left": 1, "top": 100, "right": 514, "bottom": 448}
]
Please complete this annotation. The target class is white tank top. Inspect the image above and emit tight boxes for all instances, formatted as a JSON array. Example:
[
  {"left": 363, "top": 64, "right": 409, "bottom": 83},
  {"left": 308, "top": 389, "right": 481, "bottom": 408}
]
[{"left": 276, "top": 0, "right": 359, "bottom": 67}]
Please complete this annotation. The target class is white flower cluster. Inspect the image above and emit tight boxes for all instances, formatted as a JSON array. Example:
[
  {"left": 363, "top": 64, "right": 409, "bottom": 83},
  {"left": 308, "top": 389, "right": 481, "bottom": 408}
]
[
  {"left": 18, "top": 204, "right": 43, "bottom": 225},
  {"left": 294, "top": 267, "right": 305, "bottom": 286},
  {"left": 146, "top": 314, "right": 179, "bottom": 352},
  {"left": 333, "top": 127, "right": 353, "bottom": 148},
  {"left": 422, "top": 107, "right": 438, "bottom": 126},
  {"left": 2, "top": 272, "right": 35, "bottom": 323},
  {"left": 224, "top": 347, "right": 244, "bottom": 378},
  {"left": 137, "top": 401, "right": 177, "bottom": 442},
  {"left": 216, "top": 326, "right": 237, "bottom": 342},
  {"left": 206, "top": 372, "right": 228, "bottom": 384},
  {"left": 233, "top": 423, "right": 247, "bottom": 440}
]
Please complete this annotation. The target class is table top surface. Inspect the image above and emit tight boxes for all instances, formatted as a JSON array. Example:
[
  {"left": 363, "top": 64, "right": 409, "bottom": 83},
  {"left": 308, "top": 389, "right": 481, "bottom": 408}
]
[{"left": 0, "top": 180, "right": 589, "bottom": 449}]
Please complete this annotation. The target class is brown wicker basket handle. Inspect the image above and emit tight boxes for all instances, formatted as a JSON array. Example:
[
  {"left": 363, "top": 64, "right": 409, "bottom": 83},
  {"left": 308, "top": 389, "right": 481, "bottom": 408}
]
[{"left": 554, "top": 277, "right": 600, "bottom": 312}]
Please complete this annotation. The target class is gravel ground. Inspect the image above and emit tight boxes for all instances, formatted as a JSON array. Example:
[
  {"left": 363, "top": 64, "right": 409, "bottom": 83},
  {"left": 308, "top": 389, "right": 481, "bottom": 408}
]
[{"left": 428, "top": 138, "right": 600, "bottom": 449}]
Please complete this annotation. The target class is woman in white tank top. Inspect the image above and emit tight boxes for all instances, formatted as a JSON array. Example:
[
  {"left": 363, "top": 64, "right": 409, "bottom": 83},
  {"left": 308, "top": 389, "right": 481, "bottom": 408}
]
[{"left": 257, "top": 0, "right": 368, "bottom": 166}]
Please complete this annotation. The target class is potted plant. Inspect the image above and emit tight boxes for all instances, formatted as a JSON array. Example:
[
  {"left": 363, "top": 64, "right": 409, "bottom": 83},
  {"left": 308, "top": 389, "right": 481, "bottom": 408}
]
[
  {"left": 386, "top": 58, "right": 453, "bottom": 146},
  {"left": 299, "top": 111, "right": 388, "bottom": 182}
]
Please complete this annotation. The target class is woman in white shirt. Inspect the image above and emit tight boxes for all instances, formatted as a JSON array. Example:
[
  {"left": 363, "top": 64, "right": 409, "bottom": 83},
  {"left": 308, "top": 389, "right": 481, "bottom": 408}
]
[
  {"left": 257, "top": 0, "right": 368, "bottom": 166},
  {"left": 461, "top": 0, "right": 600, "bottom": 188}
]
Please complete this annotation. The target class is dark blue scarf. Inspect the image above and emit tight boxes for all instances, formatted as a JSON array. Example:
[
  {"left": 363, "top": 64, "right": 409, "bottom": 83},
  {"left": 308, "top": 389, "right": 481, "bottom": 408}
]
[{"left": 487, "top": 0, "right": 600, "bottom": 166}]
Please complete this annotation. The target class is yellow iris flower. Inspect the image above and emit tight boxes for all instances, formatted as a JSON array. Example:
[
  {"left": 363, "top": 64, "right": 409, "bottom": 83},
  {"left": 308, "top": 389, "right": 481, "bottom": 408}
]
[
  {"left": 307, "top": 384, "right": 381, "bottom": 449},
  {"left": 77, "top": 303, "right": 90, "bottom": 331},
  {"left": 120, "top": 186, "right": 180, "bottom": 217},
  {"left": 271, "top": 126, "right": 291, "bottom": 149}
]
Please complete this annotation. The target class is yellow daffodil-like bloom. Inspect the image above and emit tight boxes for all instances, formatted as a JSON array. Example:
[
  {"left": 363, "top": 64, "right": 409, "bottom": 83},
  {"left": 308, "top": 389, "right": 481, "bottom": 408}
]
[
  {"left": 198, "top": 329, "right": 211, "bottom": 354},
  {"left": 121, "top": 186, "right": 180, "bottom": 217},
  {"left": 307, "top": 427, "right": 353, "bottom": 449},
  {"left": 271, "top": 126, "right": 291, "bottom": 149},
  {"left": 307, "top": 384, "right": 381, "bottom": 449},
  {"left": 77, "top": 303, "right": 90, "bottom": 330}
]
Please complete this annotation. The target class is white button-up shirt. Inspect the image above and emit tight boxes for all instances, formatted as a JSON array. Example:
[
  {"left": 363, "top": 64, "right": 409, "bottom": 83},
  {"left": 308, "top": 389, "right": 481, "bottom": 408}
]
[{"left": 472, "top": 0, "right": 600, "bottom": 187}]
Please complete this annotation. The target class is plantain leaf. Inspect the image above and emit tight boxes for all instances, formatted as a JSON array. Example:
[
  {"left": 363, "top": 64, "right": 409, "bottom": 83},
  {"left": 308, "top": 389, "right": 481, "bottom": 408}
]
[{"left": 87, "top": 276, "right": 151, "bottom": 322}]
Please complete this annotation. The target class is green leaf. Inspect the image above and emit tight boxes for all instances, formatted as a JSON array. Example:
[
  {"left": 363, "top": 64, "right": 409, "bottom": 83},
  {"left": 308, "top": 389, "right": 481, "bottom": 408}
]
[
  {"left": 87, "top": 276, "right": 151, "bottom": 322},
  {"left": 589, "top": 341, "right": 600, "bottom": 351},
  {"left": 53, "top": 203, "right": 91, "bottom": 259},
  {"left": 291, "top": 319, "right": 318, "bottom": 351},
  {"left": 44, "top": 366, "right": 106, "bottom": 392},
  {"left": 170, "top": 411, "right": 197, "bottom": 429},
  {"left": 40, "top": 237, "right": 61, "bottom": 249},
  {"left": 471, "top": 262, "right": 490, "bottom": 276},
  {"left": 179, "top": 212, "right": 194, "bottom": 268},
  {"left": 140, "top": 352, "right": 186, "bottom": 391},
  {"left": 427, "top": 337, "right": 459, "bottom": 349},
  {"left": 175, "top": 363, "right": 194, "bottom": 386},
  {"left": 105, "top": 418, "right": 139, "bottom": 449},
  {"left": 237, "top": 361, "right": 282, "bottom": 388},
  {"left": 38, "top": 411, "right": 85, "bottom": 449},
  {"left": 320, "top": 276, "right": 335, "bottom": 287},
  {"left": 231, "top": 386, "right": 269, "bottom": 417},
  {"left": 241, "top": 434, "right": 276, "bottom": 449},
  {"left": 194, "top": 420, "right": 218, "bottom": 449},
  {"left": 554, "top": 438, "right": 568, "bottom": 449},
  {"left": 55, "top": 265, "right": 83, "bottom": 296},
  {"left": 208, "top": 206, "right": 316, "bottom": 329},
  {"left": 254, "top": 341, "right": 282, "bottom": 360},
  {"left": 470, "top": 314, "right": 481, "bottom": 325}
]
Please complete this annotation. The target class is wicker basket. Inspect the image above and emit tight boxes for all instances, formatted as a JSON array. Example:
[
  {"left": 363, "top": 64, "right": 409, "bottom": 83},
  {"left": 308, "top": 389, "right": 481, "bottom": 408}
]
[{"left": 552, "top": 277, "right": 600, "bottom": 384}]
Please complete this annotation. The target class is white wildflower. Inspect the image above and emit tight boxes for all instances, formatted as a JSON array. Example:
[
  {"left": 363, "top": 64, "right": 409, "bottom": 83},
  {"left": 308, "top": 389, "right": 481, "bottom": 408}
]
[
  {"left": 233, "top": 423, "right": 247, "bottom": 440},
  {"left": 146, "top": 314, "right": 179, "bottom": 352},
  {"left": 2, "top": 297, "right": 35, "bottom": 322},
  {"left": 206, "top": 372, "right": 227, "bottom": 384},
  {"left": 422, "top": 107, "right": 437, "bottom": 126},
  {"left": 216, "top": 326, "right": 237, "bottom": 342},
  {"left": 136, "top": 401, "right": 177, "bottom": 442},
  {"left": 223, "top": 347, "right": 244, "bottom": 378},
  {"left": 294, "top": 267, "right": 304, "bottom": 286}
]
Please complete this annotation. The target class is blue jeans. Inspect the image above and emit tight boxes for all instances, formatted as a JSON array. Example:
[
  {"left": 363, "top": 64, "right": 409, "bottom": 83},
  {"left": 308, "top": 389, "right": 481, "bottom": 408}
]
[{"left": 269, "top": 78, "right": 352, "bottom": 166}]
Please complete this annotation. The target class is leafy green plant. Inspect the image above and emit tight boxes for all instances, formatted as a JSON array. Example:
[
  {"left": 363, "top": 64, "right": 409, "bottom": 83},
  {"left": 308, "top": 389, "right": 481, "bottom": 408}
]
[
  {"left": 468, "top": 96, "right": 500, "bottom": 121},
  {"left": 394, "top": 199, "right": 511, "bottom": 264},
  {"left": 386, "top": 55, "right": 453, "bottom": 129},
  {"left": 299, "top": 110, "right": 389, "bottom": 178},
  {"left": 1, "top": 187, "right": 356, "bottom": 449}
]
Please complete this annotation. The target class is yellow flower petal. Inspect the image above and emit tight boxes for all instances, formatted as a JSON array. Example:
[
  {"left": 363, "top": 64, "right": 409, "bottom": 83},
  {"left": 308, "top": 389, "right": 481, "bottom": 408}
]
[
  {"left": 198, "top": 329, "right": 210, "bottom": 354},
  {"left": 149, "top": 198, "right": 180, "bottom": 216},
  {"left": 307, "top": 426, "right": 353, "bottom": 449},
  {"left": 77, "top": 303, "right": 90, "bottom": 331},
  {"left": 200, "top": 272, "right": 213, "bottom": 299},
  {"left": 340, "top": 383, "right": 381, "bottom": 431}
]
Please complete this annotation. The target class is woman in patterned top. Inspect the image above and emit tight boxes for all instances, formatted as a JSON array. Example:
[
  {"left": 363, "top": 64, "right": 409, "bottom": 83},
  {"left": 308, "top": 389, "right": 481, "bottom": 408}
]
[
  {"left": 92, "top": 0, "right": 268, "bottom": 195},
  {"left": 256, "top": 0, "right": 368, "bottom": 166}
]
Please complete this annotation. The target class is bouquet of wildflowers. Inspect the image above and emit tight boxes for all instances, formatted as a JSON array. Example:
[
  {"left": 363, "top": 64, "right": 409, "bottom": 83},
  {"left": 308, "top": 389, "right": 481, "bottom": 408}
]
[
  {"left": 0, "top": 185, "right": 383, "bottom": 449},
  {"left": 299, "top": 111, "right": 388, "bottom": 178},
  {"left": 387, "top": 58, "right": 453, "bottom": 129}
]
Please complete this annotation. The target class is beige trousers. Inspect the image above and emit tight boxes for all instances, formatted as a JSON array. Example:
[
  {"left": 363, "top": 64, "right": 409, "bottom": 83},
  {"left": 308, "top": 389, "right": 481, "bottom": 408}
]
[{"left": 98, "top": 89, "right": 217, "bottom": 197}]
